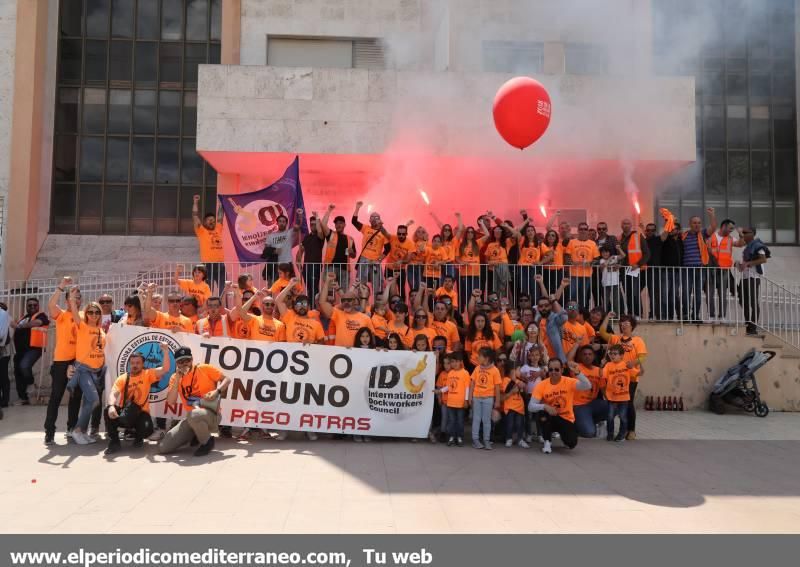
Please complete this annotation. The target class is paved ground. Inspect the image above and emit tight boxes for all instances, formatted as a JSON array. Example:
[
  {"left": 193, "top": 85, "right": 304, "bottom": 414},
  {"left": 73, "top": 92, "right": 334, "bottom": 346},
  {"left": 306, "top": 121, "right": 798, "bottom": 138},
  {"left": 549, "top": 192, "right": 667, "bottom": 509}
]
[{"left": 1, "top": 406, "right": 799, "bottom": 534}]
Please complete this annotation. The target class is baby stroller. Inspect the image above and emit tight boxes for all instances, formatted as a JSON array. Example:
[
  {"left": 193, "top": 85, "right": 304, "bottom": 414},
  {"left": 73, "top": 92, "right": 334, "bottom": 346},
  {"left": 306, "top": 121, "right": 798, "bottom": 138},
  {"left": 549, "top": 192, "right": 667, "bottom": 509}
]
[{"left": 709, "top": 349, "right": 775, "bottom": 418}]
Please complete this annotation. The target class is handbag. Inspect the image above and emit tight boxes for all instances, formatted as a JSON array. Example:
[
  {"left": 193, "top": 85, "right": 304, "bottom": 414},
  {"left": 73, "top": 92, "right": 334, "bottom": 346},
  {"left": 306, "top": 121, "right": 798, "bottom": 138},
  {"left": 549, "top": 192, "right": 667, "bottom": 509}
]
[{"left": 116, "top": 373, "right": 141, "bottom": 428}]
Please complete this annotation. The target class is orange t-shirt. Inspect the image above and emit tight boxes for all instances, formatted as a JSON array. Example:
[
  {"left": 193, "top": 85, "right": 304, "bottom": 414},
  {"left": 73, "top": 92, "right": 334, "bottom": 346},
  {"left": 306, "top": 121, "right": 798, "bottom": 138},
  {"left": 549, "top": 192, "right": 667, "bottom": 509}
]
[
  {"left": 238, "top": 315, "right": 286, "bottom": 342},
  {"left": 455, "top": 239, "right": 481, "bottom": 277},
  {"left": 358, "top": 225, "right": 388, "bottom": 261},
  {"left": 371, "top": 312, "right": 391, "bottom": 340},
  {"left": 464, "top": 332, "right": 502, "bottom": 366},
  {"left": 607, "top": 335, "right": 647, "bottom": 381},
  {"left": 489, "top": 311, "right": 515, "bottom": 338},
  {"left": 388, "top": 324, "right": 414, "bottom": 349},
  {"left": 424, "top": 246, "right": 449, "bottom": 278},
  {"left": 501, "top": 376, "right": 525, "bottom": 415},
  {"left": 113, "top": 369, "right": 160, "bottom": 414},
  {"left": 281, "top": 310, "right": 325, "bottom": 343},
  {"left": 409, "top": 326, "right": 438, "bottom": 348},
  {"left": 434, "top": 286, "right": 458, "bottom": 308},
  {"left": 539, "top": 318, "right": 556, "bottom": 360},
  {"left": 151, "top": 311, "right": 195, "bottom": 333},
  {"left": 54, "top": 310, "right": 81, "bottom": 362},
  {"left": 330, "top": 308, "right": 374, "bottom": 347},
  {"left": 566, "top": 239, "right": 600, "bottom": 277},
  {"left": 269, "top": 277, "right": 304, "bottom": 296},
  {"left": 169, "top": 364, "right": 224, "bottom": 413},
  {"left": 485, "top": 242, "right": 508, "bottom": 265},
  {"left": 541, "top": 243, "right": 565, "bottom": 269},
  {"left": 436, "top": 370, "right": 450, "bottom": 405},
  {"left": 386, "top": 235, "right": 415, "bottom": 268},
  {"left": 196, "top": 316, "right": 232, "bottom": 337},
  {"left": 471, "top": 365, "right": 501, "bottom": 398},
  {"left": 445, "top": 368, "right": 471, "bottom": 408},
  {"left": 194, "top": 224, "right": 224, "bottom": 263},
  {"left": 178, "top": 279, "right": 212, "bottom": 307},
  {"left": 75, "top": 322, "right": 105, "bottom": 369},
  {"left": 574, "top": 363, "right": 603, "bottom": 406},
  {"left": 518, "top": 243, "right": 541, "bottom": 266},
  {"left": 561, "top": 320, "right": 595, "bottom": 360},
  {"left": 602, "top": 361, "right": 634, "bottom": 402},
  {"left": 428, "top": 319, "right": 460, "bottom": 352},
  {"left": 533, "top": 377, "right": 578, "bottom": 423}
]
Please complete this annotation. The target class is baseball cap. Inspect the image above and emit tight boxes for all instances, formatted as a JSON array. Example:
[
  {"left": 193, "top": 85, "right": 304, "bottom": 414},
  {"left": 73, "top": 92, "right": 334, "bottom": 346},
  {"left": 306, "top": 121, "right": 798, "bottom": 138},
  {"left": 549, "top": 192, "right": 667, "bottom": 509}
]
[{"left": 174, "top": 347, "right": 193, "bottom": 361}]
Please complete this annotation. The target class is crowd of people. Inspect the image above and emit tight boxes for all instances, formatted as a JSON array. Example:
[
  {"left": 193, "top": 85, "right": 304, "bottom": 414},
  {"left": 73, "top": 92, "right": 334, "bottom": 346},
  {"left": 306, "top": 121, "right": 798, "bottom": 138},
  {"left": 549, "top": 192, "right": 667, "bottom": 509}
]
[{"left": 0, "top": 197, "right": 771, "bottom": 456}]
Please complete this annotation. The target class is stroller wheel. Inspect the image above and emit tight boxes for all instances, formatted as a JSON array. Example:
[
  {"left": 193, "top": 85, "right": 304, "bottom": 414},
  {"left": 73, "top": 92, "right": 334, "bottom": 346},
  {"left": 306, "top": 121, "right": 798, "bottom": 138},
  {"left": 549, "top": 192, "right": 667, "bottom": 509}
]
[
  {"left": 754, "top": 403, "right": 769, "bottom": 418},
  {"left": 709, "top": 395, "right": 726, "bottom": 415}
]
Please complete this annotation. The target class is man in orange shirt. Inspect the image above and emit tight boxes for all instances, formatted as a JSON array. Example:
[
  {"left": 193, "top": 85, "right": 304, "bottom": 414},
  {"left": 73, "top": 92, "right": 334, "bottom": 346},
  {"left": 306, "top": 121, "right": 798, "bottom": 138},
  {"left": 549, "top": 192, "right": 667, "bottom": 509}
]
[
  {"left": 192, "top": 194, "right": 225, "bottom": 296},
  {"left": 275, "top": 278, "right": 326, "bottom": 345},
  {"left": 565, "top": 222, "right": 600, "bottom": 310},
  {"left": 104, "top": 343, "right": 171, "bottom": 455},
  {"left": 159, "top": 346, "right": 230, "bottom": 457},
  {"left": 229, "top": 291, "right": 286, "bottom": 342},
  {"left": 195, "top": 296, "right": 234, "bottom": 337},
  {"left": 319, "top": 272, "right": 374, "bottom": 347},
  {"left": 573, "top": 345, "right": 607, "bottom": 438},
  {"left": 385, "top": 222, "right": 415, "bottom": 300},
  {"left": 143, "top": 286, "right": 194, "bottom": 333},
  {"left": 351, "top": 201, "right": 391, "bottom": 295},
  {"left": 427, "top": 301, "right": 461, "bottom": 352},
  {"left": 561, "top": 300, "right": 596, "bottom": 362}
]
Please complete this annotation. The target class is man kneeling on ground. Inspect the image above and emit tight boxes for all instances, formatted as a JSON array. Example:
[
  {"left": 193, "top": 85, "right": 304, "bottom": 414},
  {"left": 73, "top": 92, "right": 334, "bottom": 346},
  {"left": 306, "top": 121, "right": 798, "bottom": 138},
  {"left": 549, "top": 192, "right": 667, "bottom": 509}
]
[
  {"left": 158, "top": 346, "right": 230, "bottom": 457},
  {"left": 104, "top": 343, "right": 171, "bottom": 455}
]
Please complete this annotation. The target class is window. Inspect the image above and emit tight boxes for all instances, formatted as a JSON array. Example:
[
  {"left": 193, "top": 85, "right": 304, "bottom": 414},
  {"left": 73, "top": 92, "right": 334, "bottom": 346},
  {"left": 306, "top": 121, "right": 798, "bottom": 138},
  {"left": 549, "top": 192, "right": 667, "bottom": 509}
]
[
  {"left": 482, "top": 41, "right": 544, "bottom": 74},
  {"left": 267, "top": 36, "right": 386, "bottom": 69},
  {"left": 654, "top": 0, "right": 798, "bottom": 244},
  {"left": 564, "top": 43, "right": 608, "bottom": 75},
  {"left": 51, "top": 0, "right": 222, "bottom": 235}
]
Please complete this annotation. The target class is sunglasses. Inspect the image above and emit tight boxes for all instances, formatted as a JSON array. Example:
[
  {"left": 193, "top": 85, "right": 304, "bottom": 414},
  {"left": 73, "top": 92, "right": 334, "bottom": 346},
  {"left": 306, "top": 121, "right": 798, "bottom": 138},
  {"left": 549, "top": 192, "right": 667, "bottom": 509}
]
[
  {"left": 341, "top": 298, "right": 356, "bottom": 303},
  {"left": 263, "top": 302, "right": 275, "bottom": 307},
  {"left": 98, "top": 300, "right": 112, "bottom": 305},
  {"left": 415, "top": 314, "right": 428, "bottom": 318},
  {"left": 397, "top": 232, "right": 408, "bottom": 237},
  {"left": 567, "top": 305, "right": 577, "bottom": 310},
  {"left": 597, "top": 227, "right": 608, "bottom": 231},
  {"left": 548, "top": 368, "right": 562, "bottom": 372},
  {"left": 294, "top": 300, "right": 309, "bottom": 306},
  {"left": 86, "top": 310, "right": 101, "bottom": 315}
]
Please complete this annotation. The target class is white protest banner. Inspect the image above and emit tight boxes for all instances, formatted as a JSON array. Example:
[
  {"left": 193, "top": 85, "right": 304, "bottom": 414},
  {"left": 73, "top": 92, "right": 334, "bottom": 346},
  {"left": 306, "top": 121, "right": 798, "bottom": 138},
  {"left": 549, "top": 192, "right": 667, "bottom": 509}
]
[{"left": 104, "top": 324, "right": 436, "bottom": 437}]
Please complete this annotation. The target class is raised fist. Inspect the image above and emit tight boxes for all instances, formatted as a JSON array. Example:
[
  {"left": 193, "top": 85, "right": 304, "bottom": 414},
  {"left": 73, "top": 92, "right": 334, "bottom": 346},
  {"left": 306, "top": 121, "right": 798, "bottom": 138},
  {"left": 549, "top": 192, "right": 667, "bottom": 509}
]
[{"left": 193, "top": 195, "right": 200, "bottom": 203}]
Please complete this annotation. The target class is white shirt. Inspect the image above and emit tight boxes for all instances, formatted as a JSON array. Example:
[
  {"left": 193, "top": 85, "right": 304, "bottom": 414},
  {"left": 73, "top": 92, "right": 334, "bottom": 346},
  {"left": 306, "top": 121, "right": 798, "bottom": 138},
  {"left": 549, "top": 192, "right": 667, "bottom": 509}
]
[
  {"left": 742, "top": 249, "right": 767, "bottom": 279},
  {"left": 264, "top": 229, "right": 295, "bottom": 263},
  {"left": 600, "top": 257, "right": 621, "bottom": 287}
]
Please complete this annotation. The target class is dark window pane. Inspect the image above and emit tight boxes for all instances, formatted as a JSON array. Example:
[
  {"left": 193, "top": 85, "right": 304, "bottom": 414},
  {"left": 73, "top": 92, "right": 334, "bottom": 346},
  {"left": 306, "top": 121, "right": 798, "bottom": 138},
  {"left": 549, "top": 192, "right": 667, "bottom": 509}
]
[
  {"left": 750, "top": 105, "right": 770, "bottom": 149},
  {"left": 179, "top": 189, "right": 196, "bottom": 233},
  {"left": 749, "top": 73, "right": 770, "bottom": 98},
  {"left": 108, "top": 89, "right": 131, "bottom": 134},
  {"left": 84, "top": 40, "right": 107, "bottom": 84},
  {"left": 158, "top": 91, "right": 181, "bottom": 134},
  {"left": 60, "top": 0, "right": 83, "bottom": 36},
  {"left": 701, "top": 70, "right": 723, "bottom": 99},
  {"left": 774, "top": 106, "right": 795, "bottom": 149},
  {"left": 136, "top": 0, "right": 158, "bottom": 39},
  {"left": 162, "top": 0, "right": 184, "bottom": 40},
  {"left": 209, "top": 43, "right": 220, "bottom": 64},
  {"left": 184, "top": 43, "right": 206, "bottom": 87},
  {"left": 131, "top": 137, "right": 154, "bottom": 181},
  {"left": 103, "top": 185, "right": 128, "bottom": 232},
  {"left": 154, "top": 186, "right": 178, "bottom": 232},
  {"left": 773, "top": 57, "right": 794, "bottom": 74},
  {"left": 159, "top": 43, "right": 182, "bottom": 87},
  {"left": 80, "top": 137, "right": 104, "bottom": 181},
  {"left": 773, "top": 74, "right": 795, "bottom": 102},
  {"left": 726, "top": 105, "right": 747, "bottom": 149},
  {"left": 704, "top": 150, "right": 726, "bottom": 199},
  {"left": 133, "top": 89, "right": 156, "bottom": 134},
  {"left": 181, "top": 139, "right": 202, "bottom": 184},
  {"left": 56, "top": 87, "right": 80, "bottom": 133},
  {"left": 703, "top": 105, "right": 724, "bottom": 147},
  {"left": 182, "top": 92, "right": 197, "bottom": 136},
  {"left": 52, "top": 185, "right": 77, "bottom": 232},
  {"left": 82, "top": 88, "right": 106, "bottom": 134},
  {"left": 86, "top": 0, "right": 110, "bottom": 37},
  {"left": 726, "top": 73, "right": 746, "bottom": 99},
  {"left": 78, "top": 184, "right": 102, "bottom": 233},
  {"left": 59, "top": 39, "right": 82, "bottom": 83},
  {"left": 187, "top": 0, "right": 208, "bottom": 40},
  {"left": 205, "top": 163, "right": 217, "bottom": 186},
  {"left": 210, "top": 0, "right": 221, "bottom": 40},
  {"left": 751, "top": 151, "right": 772, "bottom": 200},
  {"left": 203, "top": 185, "right": 217, "bottom": 214},
  {"left": 751, "top": 205, "right": 772, "bottom": 242},
  {"left": 728, "top": 151, "right": 749, "bottom": 199},
  {"left": 109, "top": 40, "right": 132, "bottom": 85},
  {"left": 775, "top": 150, "right": 797, "bottom": 198},
  {"left": 105, "top": 137, "right": 129, "bottom": 182},
  {"left": 157, "top": 139, "right": 179, "bottom": 183},
  {"left": 776, "top": 202, "right": 797, "bottom": 243},
  {"left": 134, "top": 42, "right": 157, "bottom": 86},
  {"left": 54, "top": 135, "right": 78, "bottom": 182},
  {"left": 130, "top": 185, "right": 154, "bottom": 233},
  {"left": 111, "top": 0, "right": 133, "bottom": 37}
]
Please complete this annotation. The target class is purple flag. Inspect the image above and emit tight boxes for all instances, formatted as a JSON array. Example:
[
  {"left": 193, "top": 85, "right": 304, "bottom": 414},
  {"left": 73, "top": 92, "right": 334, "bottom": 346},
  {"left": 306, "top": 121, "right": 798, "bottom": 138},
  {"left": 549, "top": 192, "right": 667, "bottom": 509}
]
[{"left": 219, "top": 156, "right": 308, "bottom": 263}]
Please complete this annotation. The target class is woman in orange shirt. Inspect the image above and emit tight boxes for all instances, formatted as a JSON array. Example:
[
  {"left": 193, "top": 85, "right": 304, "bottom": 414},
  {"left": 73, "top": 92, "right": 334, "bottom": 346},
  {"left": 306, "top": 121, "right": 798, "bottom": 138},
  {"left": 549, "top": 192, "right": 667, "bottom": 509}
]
[
  {"left": 455, "top": 225, "right": 481, "bottom": 309},
  {"left": 539, "top": 229, "right": 562, "bottom": 296},
  {"left": 479, "top": 218, "right": 513, "bottom": 298},
  {"left": 424, "top": 234, "right": 449, "bottom": 291},
  {"left": 463, "top": 312, "right": 502, "bottom": 371},
  {"left": 66, "top": 297, "right": 106, "bottom": 445},
  {"left": 515, "top": 224, "right": 542, "bottom": 301},
  {"left": 406, "top": 227, "right": 429, "bottom": 294}
]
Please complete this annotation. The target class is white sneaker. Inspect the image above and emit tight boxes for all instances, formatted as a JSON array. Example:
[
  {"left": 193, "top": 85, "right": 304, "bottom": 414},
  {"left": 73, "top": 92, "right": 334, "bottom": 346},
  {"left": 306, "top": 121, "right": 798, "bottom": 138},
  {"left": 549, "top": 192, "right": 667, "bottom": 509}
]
[
  {"left": 518, "top": 439, "right": 530, "bottom": 449},
  {"left": 538, "top": 435, "right": 545, "bottom": 444},
  {"left": 505, "top": 439, "right": 513, "bottom": 448},
  {"left": 306, "top": 432, "right": 318, "bottom": 441},
  {"left": 542, "top": 440, "right": 552, "bottom": 454},
  {"left": 149, "top": 428, "right": 164, "bottom": 441},
  {"left": 72, "top": 431, "right": 96, "bottom": 445},
  {"left": 65, "top": 429, "right": 73, "bottom": 440},
  {"left": 524, "top": 435, "right": 533, "bottom": 443},
  {"left": 275, "top": 431, "right": 289, "bottom": 441},
  {"left": 553, "top": 432, "right": 561, "bottom": 439}
]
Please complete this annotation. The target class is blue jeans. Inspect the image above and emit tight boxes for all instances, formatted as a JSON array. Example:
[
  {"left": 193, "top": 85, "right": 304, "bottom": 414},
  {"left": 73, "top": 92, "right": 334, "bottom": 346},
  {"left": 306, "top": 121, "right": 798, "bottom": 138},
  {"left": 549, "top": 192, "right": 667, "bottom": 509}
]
[
  {"left": 446, "top": 407, "right": 465, "bottom": 438},
  {"left": 356, "top": 258, "right": 383, "bottom": 293},
  {"left": 69, "top": 362, "right": 105, "bottom": 432},
  {"left": 13, "top": 348, "right": 42, "bottom": 401},
  {"left": 570, "top": 276, "right": 591, "bottom": 310},
  {"left": 607, "top": 401, "right": 628, "bottom": 439},
  {"left": 471, "top": 396, "right": 494, "bottom": 444},
  {"left": 504, "top": 410, "right": 524, "bottom": 441},
  {"left": 680, "top": 268, "right": 705, "bottom": 321},
  {"left": 661, "top": 268, "right": 680, "bottom": 320},
  {"left": 574, "top": 398, "right": 609, "bottom": 437}
]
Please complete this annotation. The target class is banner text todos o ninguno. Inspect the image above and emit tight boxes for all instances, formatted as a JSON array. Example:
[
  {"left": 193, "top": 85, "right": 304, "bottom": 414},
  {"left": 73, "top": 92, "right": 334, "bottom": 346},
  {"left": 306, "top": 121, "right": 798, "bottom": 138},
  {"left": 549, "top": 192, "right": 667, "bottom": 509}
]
[{"left": 104, "top": 324, "right": 436, "bottom": 437}]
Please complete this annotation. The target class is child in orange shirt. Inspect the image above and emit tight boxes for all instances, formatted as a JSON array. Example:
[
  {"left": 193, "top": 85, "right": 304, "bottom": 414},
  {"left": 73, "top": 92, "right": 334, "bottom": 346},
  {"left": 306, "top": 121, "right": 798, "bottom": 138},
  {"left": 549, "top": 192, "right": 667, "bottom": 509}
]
[
  {"left": 602, "top": 344, "right": 638, "bottom": 442},
  {"left": 435, "top": 352, "right": 470, "bottom": 447},
  {"left": 469, "top": 347, "right": 502, "bottom": 450},
  {"left": 501, "top": 361, "right": 529, "bottom": 449}
]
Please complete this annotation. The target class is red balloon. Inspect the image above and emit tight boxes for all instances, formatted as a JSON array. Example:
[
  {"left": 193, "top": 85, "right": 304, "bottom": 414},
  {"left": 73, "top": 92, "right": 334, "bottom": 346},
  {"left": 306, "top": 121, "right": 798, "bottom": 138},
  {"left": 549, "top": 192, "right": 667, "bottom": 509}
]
[{"left": 493, "top": 77, "right": 552, "bottom": 150}]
